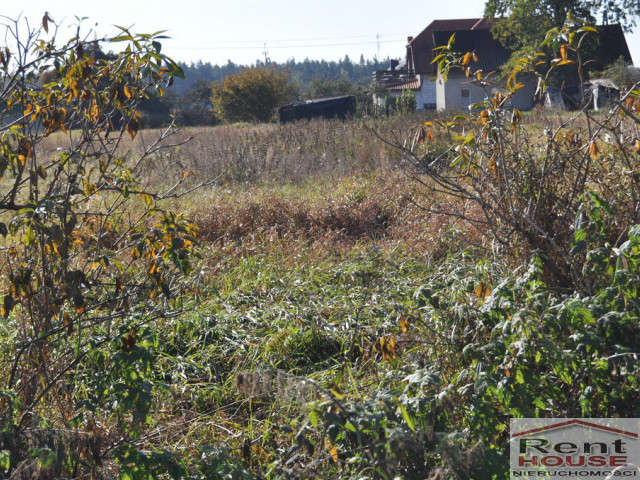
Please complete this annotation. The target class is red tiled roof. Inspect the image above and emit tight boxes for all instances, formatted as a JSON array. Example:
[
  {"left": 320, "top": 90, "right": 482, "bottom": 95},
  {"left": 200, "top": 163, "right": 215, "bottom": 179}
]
[
  {"left": 407, "top": 18, "right": 493, "bottom": 75},
  {"left": 384, "top": 78, "right": 421, "bottom": 91}
]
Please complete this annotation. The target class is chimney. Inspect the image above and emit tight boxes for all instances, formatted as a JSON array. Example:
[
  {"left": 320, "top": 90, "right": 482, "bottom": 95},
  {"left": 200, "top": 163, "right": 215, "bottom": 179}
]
[
  {"left": 390, "top": 59, "right": 399, "bottom": 71},
  {"left": 406, "top": 39, "right": 414, "bottom": 73}
]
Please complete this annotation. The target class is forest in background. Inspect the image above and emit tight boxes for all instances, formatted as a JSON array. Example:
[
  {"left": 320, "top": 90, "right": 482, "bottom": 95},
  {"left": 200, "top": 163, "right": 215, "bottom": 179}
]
[
  {"left": 140, "top": 56, "right": 390, "bottom": 127},
  {"left": 175, "top": 56, "right": 388, "bottom": 93}
]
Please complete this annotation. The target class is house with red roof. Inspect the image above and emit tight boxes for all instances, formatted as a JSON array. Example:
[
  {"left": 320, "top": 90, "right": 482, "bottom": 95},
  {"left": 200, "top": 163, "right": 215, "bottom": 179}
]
[{"left": 374, "top": 18, "right": 633, "bottom": 112}]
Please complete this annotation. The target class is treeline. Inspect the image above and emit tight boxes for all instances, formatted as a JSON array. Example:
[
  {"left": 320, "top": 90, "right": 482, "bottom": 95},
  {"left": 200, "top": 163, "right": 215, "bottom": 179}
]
[
  {"left": 139, "top": 55, "right": 390, "bottom": 127},
  {"left": 174, "top": 56, "right": 388, "bottom": 93}
]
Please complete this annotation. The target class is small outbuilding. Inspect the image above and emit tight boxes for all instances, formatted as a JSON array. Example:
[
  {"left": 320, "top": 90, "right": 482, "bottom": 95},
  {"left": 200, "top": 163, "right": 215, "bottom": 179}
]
[{"left": 279, "top": 95, "right": 356, "bottom": 123}]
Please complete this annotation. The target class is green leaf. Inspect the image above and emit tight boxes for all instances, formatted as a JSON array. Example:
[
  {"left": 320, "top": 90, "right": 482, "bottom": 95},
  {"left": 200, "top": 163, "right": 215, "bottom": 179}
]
[
  {"left": 577, "top": 26, "right": 598, "bottom": 34},
  {"left": 24, "top": 225, "right": 35, "bottom": 246},
  {"left": 515, "top": 369, "right": 525, "bottom": 384},
  {"left": 309, "top": 409, "right": 319, "bottom": 427},
  {"left": 0, "top": 450, "right": 9, "bottom": 472},
  {"left": 399, "top": 404, "right": 416, "bottom": 432},
  {"left": 571, "top": 228, "right": 587, "bottom": 255}
]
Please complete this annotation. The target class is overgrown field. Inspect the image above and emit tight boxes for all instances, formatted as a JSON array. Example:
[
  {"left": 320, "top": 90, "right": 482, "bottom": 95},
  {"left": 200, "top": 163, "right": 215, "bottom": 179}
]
[
  {"left": 4, "top": 100, "right": 639, "bottom": 479},
  {"left": 4, "top": 18, "right": 640, "bottom": 480}
]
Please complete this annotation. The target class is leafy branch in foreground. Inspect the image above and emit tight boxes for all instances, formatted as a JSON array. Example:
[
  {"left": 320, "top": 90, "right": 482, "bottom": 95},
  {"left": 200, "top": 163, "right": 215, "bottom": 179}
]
[{"left": 0, "top": 13, "right": 205, "bottom": 478}]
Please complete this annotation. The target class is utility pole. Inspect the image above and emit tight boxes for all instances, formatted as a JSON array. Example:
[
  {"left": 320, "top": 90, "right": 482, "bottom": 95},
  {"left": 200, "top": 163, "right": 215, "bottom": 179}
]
[
  {"left": 263, "top": 42, "right": 268, "bottom": 64},
  {"left": 376, "top": 33, "right": 380, "bottom": 62}
]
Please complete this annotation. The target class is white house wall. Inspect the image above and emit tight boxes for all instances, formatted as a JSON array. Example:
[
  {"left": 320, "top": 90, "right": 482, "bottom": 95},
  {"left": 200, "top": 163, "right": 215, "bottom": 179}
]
[
  {"left": 437, "top": 74, "right": 537, "bottom": 111},
  {"left": 416, "top": 76, "right": 437, "bottom": 110},
  {"left": 436, "top": 76, "right": 487, "bottom": 110}
]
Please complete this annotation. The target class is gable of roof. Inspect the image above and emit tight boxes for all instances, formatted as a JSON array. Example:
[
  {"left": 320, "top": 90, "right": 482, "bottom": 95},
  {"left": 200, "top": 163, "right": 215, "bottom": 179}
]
[
  {"left": 407, "top": 18, "right": 493, "bottom": 75},
  {"left": 597, "top": 24, "right": 633, "bottom": 66},
  {"left": 432, "top": 29, "right": 510, "bottom": 74}
]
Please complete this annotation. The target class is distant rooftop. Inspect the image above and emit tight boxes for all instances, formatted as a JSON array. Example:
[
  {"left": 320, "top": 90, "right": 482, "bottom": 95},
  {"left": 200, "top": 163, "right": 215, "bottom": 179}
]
[
  {"left": 406, "top": 19, "right": 632, "bottom": 76},
  {"left": 407, "top": 18, "right": 493, "bottom": 75}
]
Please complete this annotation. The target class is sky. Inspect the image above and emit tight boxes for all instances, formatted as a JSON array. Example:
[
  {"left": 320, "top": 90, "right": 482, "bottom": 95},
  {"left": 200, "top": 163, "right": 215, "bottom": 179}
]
[{"left": 2, "top": 0, "right": 640, "bottom": 67}]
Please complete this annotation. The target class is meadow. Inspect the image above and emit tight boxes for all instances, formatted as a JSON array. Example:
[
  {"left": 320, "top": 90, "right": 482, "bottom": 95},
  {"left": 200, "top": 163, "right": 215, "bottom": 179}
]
[
  {"left": 4, "top": 100, "right": 640, "bottom": 479},
  {"left": 3, "top": 16, "right": 640, "bottom": 479},
  {"left": 100, "top": 103, "right": 640, "bottom": 478}
]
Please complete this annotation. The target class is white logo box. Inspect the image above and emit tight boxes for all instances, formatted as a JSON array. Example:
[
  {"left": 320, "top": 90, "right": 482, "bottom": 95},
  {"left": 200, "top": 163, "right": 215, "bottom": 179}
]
[{"left": 511, "top": 418, "right": 640, "bottom": 478}]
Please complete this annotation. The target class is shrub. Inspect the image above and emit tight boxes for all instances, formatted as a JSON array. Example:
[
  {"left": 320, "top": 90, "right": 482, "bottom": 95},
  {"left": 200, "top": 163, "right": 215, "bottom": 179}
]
[
  {"left": 399, "top": 22, "right": 640, "bottom": 288},
  {"left": 210, "top": 66, "right": 298, "bottom": 123},
  {"left": 0, "top": 14, "right": 199, "bottom": 478}
]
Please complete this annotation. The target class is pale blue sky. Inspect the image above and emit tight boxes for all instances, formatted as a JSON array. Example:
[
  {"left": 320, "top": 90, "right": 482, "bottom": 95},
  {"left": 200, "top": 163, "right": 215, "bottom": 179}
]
[{"left": 3, "top": 1, "right": 640, "bottom": 66}]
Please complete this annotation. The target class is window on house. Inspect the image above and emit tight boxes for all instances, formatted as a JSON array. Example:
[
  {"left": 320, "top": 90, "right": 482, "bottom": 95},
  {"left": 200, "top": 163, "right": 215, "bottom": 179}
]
[{"left": 461, "top": 89, "right": 471, "bottom": 108}]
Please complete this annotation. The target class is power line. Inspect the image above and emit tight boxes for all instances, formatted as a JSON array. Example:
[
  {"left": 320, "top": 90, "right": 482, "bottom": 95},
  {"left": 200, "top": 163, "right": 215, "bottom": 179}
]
[
  {"left": 198, "top": 32, "right": 408, "bottom": 45},
  {"left": 171, "top": 38, "right": 406, "bottom": 51}
]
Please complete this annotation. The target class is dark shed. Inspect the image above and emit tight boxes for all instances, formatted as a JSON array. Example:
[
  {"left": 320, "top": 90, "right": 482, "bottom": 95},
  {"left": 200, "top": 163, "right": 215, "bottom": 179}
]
[{"left": 279, "top": 95, "right": 356, "bottom": 123}]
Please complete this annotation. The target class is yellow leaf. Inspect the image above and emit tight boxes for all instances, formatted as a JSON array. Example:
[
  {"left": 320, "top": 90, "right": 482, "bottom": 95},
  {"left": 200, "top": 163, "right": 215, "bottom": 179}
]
[
  {"left": 329, "top": 444, "right": 338, "bottom": 463},
  {"left": 42, "top": 12, "right": 52, "bottom": 33},
  {"left": 479, "top": 109, "right": 489, "bottom": 126},
  {"left": 589, "top": 141, "right": 599, "bottom": 159},
  {"left": 84, "top": 181, "right": 97, "bottom": 195},
  {"left": 511, "top": 109, "right": 522, "bottom": 124},
  {"left": 377, "top": 335, "right": 397, "bottom": 361},
  {"left": 399, "top": 316, "right": 411, "bottom": 333},
  {"left": 140, "top": 192, "right": 154, "bottom": 208},
  {"left": 462, "top": 52, "right": 472, "bottom": 67},
  {"left": 560, "top": 44, "right": 568, "bottom": 61},
  {"left": 63, "top": 312, "right": 73, "bottom": 334},
  {"left": 475, "top": 282, "right": 491, "bottom": 299},
  {"left": 126, "top": 118, "right": 139, "bottom": 139}
]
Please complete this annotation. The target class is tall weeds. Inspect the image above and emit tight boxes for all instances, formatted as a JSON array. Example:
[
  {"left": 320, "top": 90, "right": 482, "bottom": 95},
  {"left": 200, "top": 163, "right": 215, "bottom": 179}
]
[{"left": 136, "top": 113, "right": 438, "bottom": 187}]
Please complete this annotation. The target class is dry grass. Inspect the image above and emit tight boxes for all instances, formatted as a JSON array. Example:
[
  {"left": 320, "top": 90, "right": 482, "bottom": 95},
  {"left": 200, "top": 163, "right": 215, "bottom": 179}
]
[
  {"left": 189, "top": 169, "right": 493, "bottom": 285},
  {"left": 130, "top": 113, "right": 438, "bottom": 187}
]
